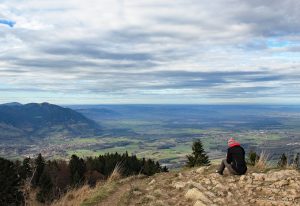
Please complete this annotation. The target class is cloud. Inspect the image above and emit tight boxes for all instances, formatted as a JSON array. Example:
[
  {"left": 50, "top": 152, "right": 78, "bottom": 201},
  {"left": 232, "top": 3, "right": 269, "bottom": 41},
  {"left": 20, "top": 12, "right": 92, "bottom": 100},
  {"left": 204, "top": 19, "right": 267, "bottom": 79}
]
[{"left": 0, "top": 0, "right": 300, "bottom": 104}]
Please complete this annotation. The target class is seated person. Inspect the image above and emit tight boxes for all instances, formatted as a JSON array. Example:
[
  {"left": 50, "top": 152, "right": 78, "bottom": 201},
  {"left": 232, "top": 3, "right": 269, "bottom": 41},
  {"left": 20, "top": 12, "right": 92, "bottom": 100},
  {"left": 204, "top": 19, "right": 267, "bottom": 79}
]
[{"left": 217, "top": 138, "right": 247, "bottom": 175}]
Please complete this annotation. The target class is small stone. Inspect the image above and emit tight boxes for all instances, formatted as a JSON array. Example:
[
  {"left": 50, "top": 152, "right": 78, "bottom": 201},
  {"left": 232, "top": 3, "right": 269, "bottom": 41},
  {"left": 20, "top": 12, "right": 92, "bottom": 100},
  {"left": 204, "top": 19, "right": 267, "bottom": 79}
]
[
  {"left": 239, "top": 175, "right": 247, "bottom": 181},
  {"left": 273, "top": 180, "right": 289, "bottom": 188},
  {"left": 133, "top": 191, "right": 143, "bottom": 196},
  {"left": 252, "top": 173, "right": 266, "bottom": 181},
  {"left": 204, "top": 178, "right": 211, "bottom": 185},
  {"left": 145, "top": 195, "right": 155, "bottom": 201},
  {"left": 178, "top": 173, "right": 184, "bottom": 179},
  {"left": 249, "top": 199, "right": 256, "bottom": 203},
  {"left": 173, "top": 181, "right": 186, "bottom": 189},
  {"left": 148, "top": 179, "right": 156, "bottom": 185},
  {"left": 196, "top": 167, "right": 206, "bottom": 174},
  {"left": 194, "top": 200, "right": 206, "bottom": 206}
]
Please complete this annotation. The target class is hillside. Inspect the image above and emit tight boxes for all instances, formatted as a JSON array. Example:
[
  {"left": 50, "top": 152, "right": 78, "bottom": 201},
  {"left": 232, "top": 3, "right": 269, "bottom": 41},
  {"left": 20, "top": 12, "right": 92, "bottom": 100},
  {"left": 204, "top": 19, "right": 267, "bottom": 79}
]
[
  {"left": 0, "top": 102, "right": 102, "bottom": 140},
  {"left": 50, "top": 166, "right": 300, "bottom": 206}
]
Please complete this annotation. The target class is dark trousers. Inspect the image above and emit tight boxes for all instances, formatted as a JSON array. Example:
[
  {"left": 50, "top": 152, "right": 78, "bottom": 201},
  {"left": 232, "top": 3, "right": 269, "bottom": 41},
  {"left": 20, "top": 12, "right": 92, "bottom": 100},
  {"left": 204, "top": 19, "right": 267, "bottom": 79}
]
[{"left": 218, "top": 159, "right": 238, "bottom": 175}]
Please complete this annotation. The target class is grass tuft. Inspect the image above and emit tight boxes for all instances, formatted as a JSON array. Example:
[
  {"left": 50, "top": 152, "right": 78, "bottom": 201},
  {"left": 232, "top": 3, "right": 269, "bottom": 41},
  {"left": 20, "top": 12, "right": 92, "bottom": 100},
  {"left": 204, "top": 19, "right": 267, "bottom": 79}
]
[{"left": 254, "top": 151, "right": 269, "bottom": 171}]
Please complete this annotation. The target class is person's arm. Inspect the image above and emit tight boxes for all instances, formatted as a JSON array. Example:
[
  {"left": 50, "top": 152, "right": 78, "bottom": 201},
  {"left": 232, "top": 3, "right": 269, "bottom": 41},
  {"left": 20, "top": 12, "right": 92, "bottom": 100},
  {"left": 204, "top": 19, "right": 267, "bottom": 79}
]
[{"left": 226, "top": 148, "right": 232, "bottom": 164}]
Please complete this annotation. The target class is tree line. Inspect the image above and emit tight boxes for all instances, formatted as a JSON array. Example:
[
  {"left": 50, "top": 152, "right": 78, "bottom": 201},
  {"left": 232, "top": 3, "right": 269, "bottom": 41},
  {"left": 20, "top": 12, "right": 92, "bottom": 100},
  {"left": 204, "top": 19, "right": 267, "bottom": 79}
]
[{"left": 0, "top": 152, "right": 168, "bottom": 205}]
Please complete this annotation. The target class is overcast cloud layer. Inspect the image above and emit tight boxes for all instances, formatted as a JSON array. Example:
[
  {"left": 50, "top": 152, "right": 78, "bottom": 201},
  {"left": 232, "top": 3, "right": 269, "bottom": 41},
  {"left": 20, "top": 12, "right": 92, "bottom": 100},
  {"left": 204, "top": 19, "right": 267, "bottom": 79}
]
[{"left": 0, "top": 0, "right": 300, "bottom": 104}]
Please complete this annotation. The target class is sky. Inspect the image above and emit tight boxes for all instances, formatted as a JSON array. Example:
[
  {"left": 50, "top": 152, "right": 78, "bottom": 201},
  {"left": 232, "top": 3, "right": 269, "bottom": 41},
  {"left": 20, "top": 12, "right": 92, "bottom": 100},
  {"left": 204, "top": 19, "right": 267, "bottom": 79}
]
[{"left": 0, "top": 0, "right": 300, "bottom": 104}]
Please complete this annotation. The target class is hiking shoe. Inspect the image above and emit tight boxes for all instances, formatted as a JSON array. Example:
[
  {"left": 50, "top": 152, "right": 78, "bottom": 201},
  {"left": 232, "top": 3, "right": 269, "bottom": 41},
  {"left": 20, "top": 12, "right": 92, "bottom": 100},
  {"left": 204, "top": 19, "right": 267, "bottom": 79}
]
[{"left": 216, "top": 170, "right": 223, "bottom": 175}]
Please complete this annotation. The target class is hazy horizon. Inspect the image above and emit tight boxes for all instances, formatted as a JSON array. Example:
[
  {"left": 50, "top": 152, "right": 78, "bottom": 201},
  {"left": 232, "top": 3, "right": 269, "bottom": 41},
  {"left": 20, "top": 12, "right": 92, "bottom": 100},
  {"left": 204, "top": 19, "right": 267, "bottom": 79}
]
[{"left": 2, "top": 101, "right": 300, "bottom": 106}]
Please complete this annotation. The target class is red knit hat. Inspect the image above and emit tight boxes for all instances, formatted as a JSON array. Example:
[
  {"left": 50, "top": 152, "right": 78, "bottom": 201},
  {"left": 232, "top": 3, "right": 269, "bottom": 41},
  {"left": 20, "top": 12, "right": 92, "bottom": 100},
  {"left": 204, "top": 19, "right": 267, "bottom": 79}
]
[{"left": 228, "top": 137, "right": 240, "bottom": 147}]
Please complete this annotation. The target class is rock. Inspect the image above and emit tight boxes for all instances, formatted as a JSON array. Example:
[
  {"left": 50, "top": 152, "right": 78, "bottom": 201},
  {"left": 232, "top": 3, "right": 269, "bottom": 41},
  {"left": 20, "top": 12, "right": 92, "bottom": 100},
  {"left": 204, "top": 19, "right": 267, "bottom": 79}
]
[
  {"left": 203, "top": 178, "right": 211, "bottom": 185},
  {"left": 185, "top": 188, "right": 212, "bottom": 204},
  {"left": 155, "top": 200, "right": 164, "bottom": 206},
  {"left": 256, "top": 199, "right": 277, "bottom": 206},
  {"left": 227, "top": 177, "right": 236, "bottom": 183},
  {"left": 194, "top": 200, "right": 206, "bottom": 206},
  {"left": 196, "top": 167, "right": 206, "bottom": 174},
  {"left": 133, "top": 191, "right": 143, "bottom": 196},
  {"left": 204, "top": 190, "right": 215, "bottom": 198},
  {"left": 135, "top": 169, "right": 299, "bottom": 206},
  {"left": 145, "top": 195, "right": 155, "bottom": 201},
  {"left": 153, "top": 189, "right": 162, "bottom": 196},
  {"left": 189, "top": 181, "right": 206, "bottom": 191},
  {"left": 246, "top": 176, "right": 253, "bottom": 184},
  {"left": 173, "top": 181, "right": 186, "bottom": 189},
  {"left": 148, "top": 179, "right": 156, "bottom": 185},
  {"left": 261, "top": 187, "right": 279, "bottom": 196},
  {"left": 228, "top": 183, "right": 237, "bottom": 189},
  {"left": 214, "top": 183, "right": 228, "bottom": 192},
  {"left": 273, "top": 179, "right": 289, "bottom": 188},
  {"left": 291, "top": 194, "right": 300, "bottom": 201},
  {"left": 178, "top": 173, "right": 184, "bottom": 179},
  {"left": 239, "top": 175, "right": 247, "bottom": 182},
  {"left": 252, "top": 173, "right": 266, "bottom": 181},
  {"left": 265, "top": 170, "right": 299, "bottom": 181}
]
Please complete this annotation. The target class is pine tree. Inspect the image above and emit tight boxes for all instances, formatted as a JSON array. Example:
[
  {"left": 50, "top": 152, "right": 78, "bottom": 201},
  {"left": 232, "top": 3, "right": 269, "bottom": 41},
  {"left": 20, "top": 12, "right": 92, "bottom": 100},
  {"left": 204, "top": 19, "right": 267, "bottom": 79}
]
[
  {"left": 277, "top": 153, "right": 288, "bottom": 168},
  {"left": 293, "top": 153, "right": 300, "bottom": 169},
  {"left": 32, "top": 154, "right": 45, "bottom": 187},
  {"left": 20, "top": 157, "right": 32, "bottom": 179},
  {"left": 186, "top": 139, "right": 210, "bottom": 167},
  {"left": 36, "top": 170, "right": 53, "bottom": 203},
  {"left": 69, "top": 155, "right": 86, "bottom": 186},
  {"left": 247, "top": 151, "right": 260, "bottom": 166},
  {"left": 0, "top": 157, "right": 24, "bottom": 205}
]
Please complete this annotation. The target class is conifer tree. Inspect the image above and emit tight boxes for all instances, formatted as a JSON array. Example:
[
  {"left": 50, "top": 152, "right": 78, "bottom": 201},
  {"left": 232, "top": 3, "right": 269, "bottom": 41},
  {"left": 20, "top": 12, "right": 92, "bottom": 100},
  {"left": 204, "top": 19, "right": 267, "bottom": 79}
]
[
  {"left": 293, "top": 153, "right": 300, "bottom": 169},
  {"left": 0, "top": 157, "right": 24, "bottom": 205},
  {"left": 32, "top": 153, "right": 45, "bottom": 187},
  {"left": 20, "top": 157, "right": 32, "bottom": 179},
  {"left": 186, "top": 139, "right": 210, "bottom": 167},
  {"left": 69, "top": 155, "right": 86, "bottom": 186},
  {"left": 277, "top": 153, "right": 288, "bottom": 168},
  {"left": 36, "top": 170, "right": 53, "bottom": 203}
]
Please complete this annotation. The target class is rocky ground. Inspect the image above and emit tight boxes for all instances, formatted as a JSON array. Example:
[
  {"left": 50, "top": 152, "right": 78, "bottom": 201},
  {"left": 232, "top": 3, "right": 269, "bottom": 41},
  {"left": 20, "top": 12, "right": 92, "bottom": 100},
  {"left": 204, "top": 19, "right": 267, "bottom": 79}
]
[
  {"left": 123, "top": 166, "right": 300, "bottom": 206},
  {"left": 50, "top": 165, "right": 300, "bottom": 206}
]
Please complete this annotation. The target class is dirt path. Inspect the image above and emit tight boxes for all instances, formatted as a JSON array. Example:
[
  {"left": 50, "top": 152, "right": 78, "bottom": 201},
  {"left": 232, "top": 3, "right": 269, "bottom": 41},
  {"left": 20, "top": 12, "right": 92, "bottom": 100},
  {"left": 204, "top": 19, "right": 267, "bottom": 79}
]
[{"left": 95, "top": 183, "right": 130, "bottom": 206}]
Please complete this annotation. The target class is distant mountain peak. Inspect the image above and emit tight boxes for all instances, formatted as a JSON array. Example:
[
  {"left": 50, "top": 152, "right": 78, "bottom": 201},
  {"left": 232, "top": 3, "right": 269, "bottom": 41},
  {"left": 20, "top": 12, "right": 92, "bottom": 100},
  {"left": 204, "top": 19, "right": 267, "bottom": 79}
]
[
  {"left": 2, "top": 102, "right": 23, "bottom": 106},
  {"left": 0, "top": 102, "right": 102, "bottom": 139}
]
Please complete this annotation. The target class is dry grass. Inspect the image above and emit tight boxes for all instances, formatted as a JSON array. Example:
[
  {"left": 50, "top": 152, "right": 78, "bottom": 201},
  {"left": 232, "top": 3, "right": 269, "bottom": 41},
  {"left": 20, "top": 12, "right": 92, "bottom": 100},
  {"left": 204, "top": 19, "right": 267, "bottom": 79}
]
[
  {"left": 80, "top": 163, "right": 123, "bottom": 206},
  {"left": 107, "top": 162, "right": 123, "bottom": 183},
  {"left": 254, "top": 151, "right": 269, "bottom": 170},
  {"left": 51, "top": 163, "right": 124, "bottom": 206},
  {"left": 24, "top": 189, "right": 43, "bottom": 206},
  {"left": 51, "top": 185, "right": 97, "bottom": 206}
]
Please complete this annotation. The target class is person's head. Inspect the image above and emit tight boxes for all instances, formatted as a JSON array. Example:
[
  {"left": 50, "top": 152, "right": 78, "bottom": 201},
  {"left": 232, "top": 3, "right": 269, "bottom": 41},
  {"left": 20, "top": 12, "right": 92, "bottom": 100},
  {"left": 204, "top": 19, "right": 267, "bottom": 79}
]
[{"left": 228, "top": 137, "right": 240, "bottom": 147}]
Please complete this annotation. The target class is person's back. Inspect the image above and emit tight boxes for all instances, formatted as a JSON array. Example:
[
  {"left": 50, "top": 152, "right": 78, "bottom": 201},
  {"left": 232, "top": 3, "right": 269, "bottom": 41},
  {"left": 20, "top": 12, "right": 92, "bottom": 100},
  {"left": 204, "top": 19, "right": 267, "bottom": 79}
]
[
  {"left": 217, "top": 138, "right": 247, "bottom": 175},
  {"left": 227, "top": 145, "right": 247, "bottom": 175}
]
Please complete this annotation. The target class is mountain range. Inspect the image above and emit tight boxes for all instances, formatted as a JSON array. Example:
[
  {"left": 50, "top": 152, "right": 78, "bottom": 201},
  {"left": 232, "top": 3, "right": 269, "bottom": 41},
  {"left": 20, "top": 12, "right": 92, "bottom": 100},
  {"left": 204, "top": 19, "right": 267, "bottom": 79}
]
[{"left": 0, "top": 102, "right": 102, "bottom": 140}]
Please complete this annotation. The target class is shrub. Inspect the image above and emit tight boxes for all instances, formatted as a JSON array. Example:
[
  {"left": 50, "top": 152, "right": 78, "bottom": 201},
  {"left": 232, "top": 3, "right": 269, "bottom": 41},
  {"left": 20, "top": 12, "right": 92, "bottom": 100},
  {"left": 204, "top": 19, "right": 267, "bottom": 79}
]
[
  {"left": 277, "top": 153, "right": 288, "bottom": 168},
  {"left": 247, "top": 150, "right": 260, "bottom": 166},
  {"left": 292, "top": 153, "right": 300, "bottom": 169}
]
